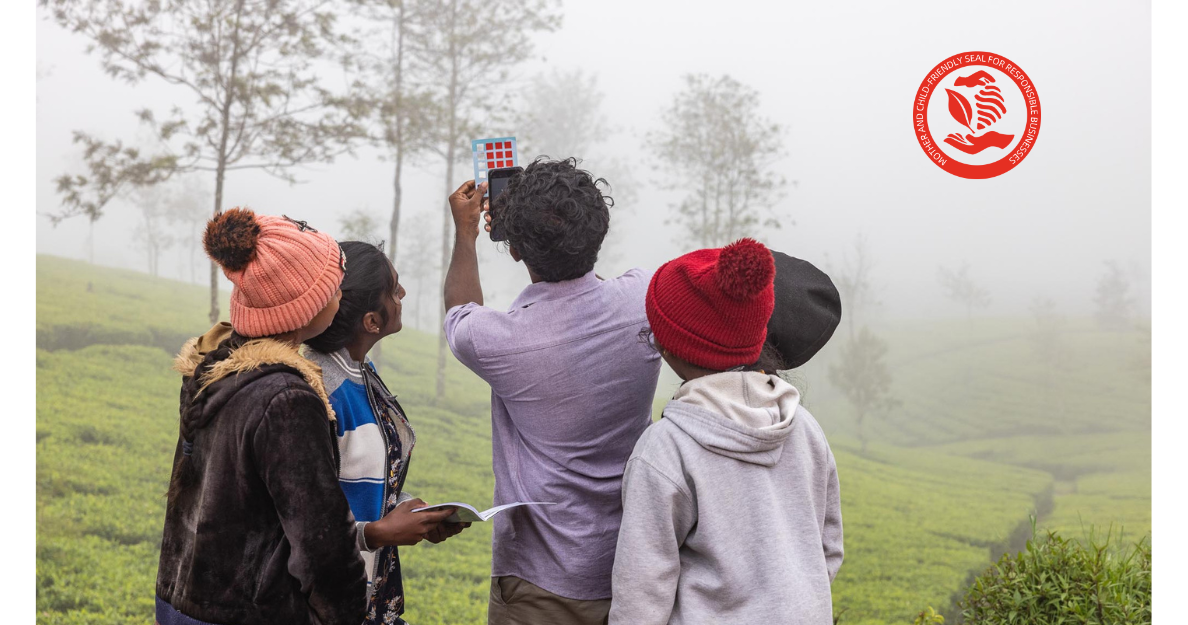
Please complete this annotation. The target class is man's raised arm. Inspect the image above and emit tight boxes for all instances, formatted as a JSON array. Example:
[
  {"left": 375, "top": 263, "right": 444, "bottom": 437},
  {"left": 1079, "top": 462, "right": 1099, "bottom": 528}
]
[{"left": 444, "top": 179, "right": 487, "bottom": 311}]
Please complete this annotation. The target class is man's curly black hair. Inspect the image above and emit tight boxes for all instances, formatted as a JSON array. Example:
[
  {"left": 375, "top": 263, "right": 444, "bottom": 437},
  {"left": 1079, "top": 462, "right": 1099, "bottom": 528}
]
[{"left": 496, "top": 157, "right": 612, "bottom": 282}]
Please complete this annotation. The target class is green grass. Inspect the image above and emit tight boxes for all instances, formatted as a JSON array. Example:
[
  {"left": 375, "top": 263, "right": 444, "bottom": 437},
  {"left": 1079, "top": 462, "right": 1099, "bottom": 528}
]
[
  {"left": 829, "top": 445, "right": 1051, "bottom": 624},
  {"left": 35, "top": 254, "right": 1152, "bottom": 625},
  {"left": 36, "top": 345, "right": 177, "bottom": 624},
  {"left": 929, "top": 433, "right": 1152, "bottom": 540},
  {"left": 805, "top": 318, "right": 1151, "bottom": 562},
  {"left": 36, "top": 257, "right": 230, "bottom": 353}
]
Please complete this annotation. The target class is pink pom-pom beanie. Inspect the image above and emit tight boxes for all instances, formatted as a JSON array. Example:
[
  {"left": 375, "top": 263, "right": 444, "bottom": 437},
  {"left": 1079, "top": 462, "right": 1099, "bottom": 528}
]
[{"left": 203, "top": 208, "right": 345, "bottom": 338}]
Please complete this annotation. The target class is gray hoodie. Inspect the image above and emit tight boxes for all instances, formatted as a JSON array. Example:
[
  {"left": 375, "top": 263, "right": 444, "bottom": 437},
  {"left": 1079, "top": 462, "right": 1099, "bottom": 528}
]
[{"left": 609, "top": 372, "right": 843, "bottom": 625}]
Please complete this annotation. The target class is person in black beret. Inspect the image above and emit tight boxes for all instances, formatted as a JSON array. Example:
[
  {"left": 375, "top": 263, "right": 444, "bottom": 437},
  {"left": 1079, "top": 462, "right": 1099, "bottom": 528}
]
[{"left": 765, "top": 251, "right": 843, "bottom": 370}]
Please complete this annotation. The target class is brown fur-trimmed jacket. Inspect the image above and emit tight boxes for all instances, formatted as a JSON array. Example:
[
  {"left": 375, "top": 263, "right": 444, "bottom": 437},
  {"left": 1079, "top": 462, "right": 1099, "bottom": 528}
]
[{"left": 156, "top": 323, "right": 367, "bottom": 625}]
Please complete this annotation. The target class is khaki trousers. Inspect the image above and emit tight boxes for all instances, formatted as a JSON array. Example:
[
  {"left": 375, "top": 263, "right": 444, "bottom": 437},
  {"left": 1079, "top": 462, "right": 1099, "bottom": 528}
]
[{"left": 487, "top": 576, "right": 610, "bottom": 625}]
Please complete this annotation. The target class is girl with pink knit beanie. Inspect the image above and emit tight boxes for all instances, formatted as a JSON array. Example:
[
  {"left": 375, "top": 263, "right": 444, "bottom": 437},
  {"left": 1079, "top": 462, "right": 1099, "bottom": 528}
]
[{"left": 156, "top": 208, "right": 370, "bottom": 625}]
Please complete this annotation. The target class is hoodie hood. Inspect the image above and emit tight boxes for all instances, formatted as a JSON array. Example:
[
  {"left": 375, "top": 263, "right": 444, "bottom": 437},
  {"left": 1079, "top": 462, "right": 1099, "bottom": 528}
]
[
  {"left": 662, "top": 371, "right": 800, "bottom": 466},
  {"left": 174, "top": 323, "right": 335, "bottom": 438}
]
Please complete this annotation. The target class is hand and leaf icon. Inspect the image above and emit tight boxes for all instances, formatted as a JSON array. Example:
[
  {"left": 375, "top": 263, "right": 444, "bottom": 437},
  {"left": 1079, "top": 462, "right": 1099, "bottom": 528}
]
[{"left": 942, "top": 70, "right": 1014, "bottom": 155}]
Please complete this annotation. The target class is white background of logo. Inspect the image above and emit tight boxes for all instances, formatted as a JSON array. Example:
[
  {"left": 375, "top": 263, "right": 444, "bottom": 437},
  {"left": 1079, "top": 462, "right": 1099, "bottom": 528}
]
[{"left": 928, "top": 64, "right": 1027, "bottom": 166}]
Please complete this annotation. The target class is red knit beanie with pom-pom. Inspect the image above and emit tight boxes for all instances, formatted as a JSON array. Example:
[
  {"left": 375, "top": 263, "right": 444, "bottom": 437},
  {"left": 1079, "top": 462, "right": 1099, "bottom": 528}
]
[{"left": 646, "top": 238, "right": 776, "bottom": 370}]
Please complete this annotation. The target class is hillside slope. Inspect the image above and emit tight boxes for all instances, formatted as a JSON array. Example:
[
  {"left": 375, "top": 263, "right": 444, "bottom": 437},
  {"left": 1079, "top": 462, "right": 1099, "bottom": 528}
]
[{"left": 35, "top": 255, "right": 1148, "bottom": 624}]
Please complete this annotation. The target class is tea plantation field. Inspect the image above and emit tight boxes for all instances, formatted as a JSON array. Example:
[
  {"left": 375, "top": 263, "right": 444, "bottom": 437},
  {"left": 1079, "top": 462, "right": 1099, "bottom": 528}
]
[
  {"left": 35, "top": 255, "right": 1150, "bottom": 624},
  {"left": 801, "top": 316, "right": 1152, "bottom": 545}
]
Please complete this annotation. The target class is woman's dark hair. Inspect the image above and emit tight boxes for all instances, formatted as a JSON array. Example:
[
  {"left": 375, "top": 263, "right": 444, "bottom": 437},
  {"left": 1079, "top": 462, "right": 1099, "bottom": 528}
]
[
  {"left": 305, "top": 241, "right": 396, "bottom": 354},
  {"left": 496, "top": 157, "right": 612, "bottom": 282}
]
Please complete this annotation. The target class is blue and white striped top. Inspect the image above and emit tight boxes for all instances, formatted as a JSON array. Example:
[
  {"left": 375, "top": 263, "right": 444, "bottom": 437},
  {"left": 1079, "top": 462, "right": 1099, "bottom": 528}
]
[{"left": 306, "top": 347, "right": 414, "bottom": 582}]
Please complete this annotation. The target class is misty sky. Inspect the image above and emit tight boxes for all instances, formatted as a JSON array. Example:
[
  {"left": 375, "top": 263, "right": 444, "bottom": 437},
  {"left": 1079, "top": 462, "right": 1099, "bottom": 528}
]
[{"left": 36, "top": 0, "right": 1151, "bottom": 322}]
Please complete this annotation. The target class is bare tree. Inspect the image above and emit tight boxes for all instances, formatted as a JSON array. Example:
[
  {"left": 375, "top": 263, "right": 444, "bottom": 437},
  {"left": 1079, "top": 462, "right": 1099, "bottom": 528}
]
[
  {"left": 1028, "top": 296, "right": 1069, "bottom": 419},
  {"left": 937, "top": 262, "right": 992, "bottom": 322},
  {"left": 130, "top": 185, "right": 176, "bottom": 277},
  {"left": 828, "top": 326, "right": 898, "bottom": 453},
  {"left": 411, "top": 0, "right": 560, "bottom": 402},
  {"left": 43, "top": 0, "right": 370, "bottom": 323},
  {"left": 339, "top": 207, "right": 384, "bottom": 243},
  {"left": 648, "top": 74, "right": 788, "bottom": 250},
  {"left": 352, "top": 0, "right": 437, "bottom": 264},
  {"left": 514, "top": 68, "right": 638, "bottom": 272},
  {"left": 517, "top": 68, "right": 609, "bottom": 161},
  {"left": 396, "top": 209, "right": 441, "bottom": 332},
  {"left": 1094, "top": 260, "right": 1135, "bottom": 331},
  {"left": 828, "top": 234, "right": 881, "bottom": 340},
  {"left": 166, "top": 177, "right": 212, "bottom": 284},
  {"left": 49, "top": 134, "right": 177, "bottom": 263}
]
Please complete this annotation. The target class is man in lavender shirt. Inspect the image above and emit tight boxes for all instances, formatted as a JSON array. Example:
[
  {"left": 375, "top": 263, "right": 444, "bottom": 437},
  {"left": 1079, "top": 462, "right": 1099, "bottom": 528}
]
[{"left": 442, "top": 159, "right": 661, "bottom": 624}]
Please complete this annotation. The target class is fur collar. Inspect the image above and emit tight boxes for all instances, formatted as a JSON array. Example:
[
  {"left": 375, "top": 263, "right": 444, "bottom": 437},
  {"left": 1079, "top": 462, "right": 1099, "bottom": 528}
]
[{"left": 174, "top": 324, "right": 336, "bottom": 421}]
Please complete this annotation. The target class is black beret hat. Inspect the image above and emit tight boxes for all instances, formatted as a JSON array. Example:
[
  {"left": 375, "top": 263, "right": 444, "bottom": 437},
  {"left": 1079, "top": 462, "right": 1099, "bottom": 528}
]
[{"left": 766, "top": 251, "right": 843, "bottom": 369}]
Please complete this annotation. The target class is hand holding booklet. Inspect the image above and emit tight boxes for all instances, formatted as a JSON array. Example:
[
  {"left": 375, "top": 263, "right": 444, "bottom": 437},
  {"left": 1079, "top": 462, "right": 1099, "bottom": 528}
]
[{"left": 412, "top": 501, "right": 555, "bottom": 523}]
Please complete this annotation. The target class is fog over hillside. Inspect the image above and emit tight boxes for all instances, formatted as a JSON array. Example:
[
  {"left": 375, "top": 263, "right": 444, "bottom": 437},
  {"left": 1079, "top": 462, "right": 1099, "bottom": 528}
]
[{"left": 36, "top": 0, "right": 1151, "bottom": 323}]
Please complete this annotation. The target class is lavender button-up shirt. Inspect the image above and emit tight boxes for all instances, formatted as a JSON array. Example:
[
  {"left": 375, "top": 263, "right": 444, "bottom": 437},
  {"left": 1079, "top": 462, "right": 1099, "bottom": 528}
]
[{"left": 444, "top": 269, "right": 662, "bottom": 600}]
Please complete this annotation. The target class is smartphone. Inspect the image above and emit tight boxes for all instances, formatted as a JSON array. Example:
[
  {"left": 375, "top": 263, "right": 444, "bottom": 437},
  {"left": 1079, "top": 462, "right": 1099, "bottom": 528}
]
[{"left": 486, "top": 166, "right": 522, "bottom": 242}]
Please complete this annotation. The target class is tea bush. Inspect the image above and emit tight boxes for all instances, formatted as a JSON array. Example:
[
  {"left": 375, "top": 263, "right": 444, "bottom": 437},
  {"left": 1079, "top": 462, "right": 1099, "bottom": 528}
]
[{"left": 957, "top": 528, "right": 1151, "bottom": 624}]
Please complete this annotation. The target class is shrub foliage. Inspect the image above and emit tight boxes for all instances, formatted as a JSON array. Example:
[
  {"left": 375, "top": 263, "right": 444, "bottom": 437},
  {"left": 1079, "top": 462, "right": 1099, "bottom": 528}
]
[{"left": 958, "top": 528, "right": 1150, "bottom": 624}]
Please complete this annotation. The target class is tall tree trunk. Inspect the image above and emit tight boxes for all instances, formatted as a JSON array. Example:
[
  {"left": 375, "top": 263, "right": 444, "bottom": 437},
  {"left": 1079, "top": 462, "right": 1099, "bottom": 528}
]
[
  {"left": 376, "top": 5, "right": 409, "bottom": 377},
  {"left": 436, "top": 12, "right": 459, "bottom": 404},
  {"left": 209, "top": 162, "right": 226, "bottom": 324},
  {"left": 387, "top": 6, "right": 407, "bottom": 265},
  {"left": 376, "top": 151, "right": 402, "bottom": 374},
  {"left": 390, "top": 158, "right": 404, "bottom": 262},
  {"left": 436, "top": 148, "right": 456, "bottom": 403},
  {"left": 87, "top": 217, "right": 95, "bottom": 264},
  {"left": 210, "top": 0, "right": 244, "bottom": 324}
]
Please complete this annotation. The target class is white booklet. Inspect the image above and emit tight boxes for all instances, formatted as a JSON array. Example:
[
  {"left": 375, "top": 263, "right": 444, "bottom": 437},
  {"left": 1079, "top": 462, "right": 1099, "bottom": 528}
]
[{"left": 412, "top": 501, "right": 556, "bottom": 523}]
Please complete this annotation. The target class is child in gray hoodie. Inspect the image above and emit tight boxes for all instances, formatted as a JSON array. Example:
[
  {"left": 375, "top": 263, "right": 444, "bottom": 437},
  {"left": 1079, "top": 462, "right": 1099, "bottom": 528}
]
[{"left": 610, "top": 239, "right": 843, "bottom": 625}]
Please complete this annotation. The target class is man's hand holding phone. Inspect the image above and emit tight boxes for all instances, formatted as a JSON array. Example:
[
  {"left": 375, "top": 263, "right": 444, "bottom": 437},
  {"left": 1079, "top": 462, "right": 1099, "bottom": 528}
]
[
  {"left": 485, "top": 166, "right": 522, "bottom": 242},
  {"left": 449, "top": 180, "right": 487, "bottom": 240}
]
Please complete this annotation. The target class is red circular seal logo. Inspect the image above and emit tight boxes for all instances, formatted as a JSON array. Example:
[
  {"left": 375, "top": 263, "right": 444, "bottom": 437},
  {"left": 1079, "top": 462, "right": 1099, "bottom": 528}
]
[{"left": 914, "top": 52, "right": 1041, "bottom": 179}]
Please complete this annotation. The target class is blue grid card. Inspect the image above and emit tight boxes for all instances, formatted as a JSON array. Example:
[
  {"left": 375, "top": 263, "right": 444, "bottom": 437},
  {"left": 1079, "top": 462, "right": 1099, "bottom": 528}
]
[{"left": 471, "top": 136, "right": 518, "bottom": 195}]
